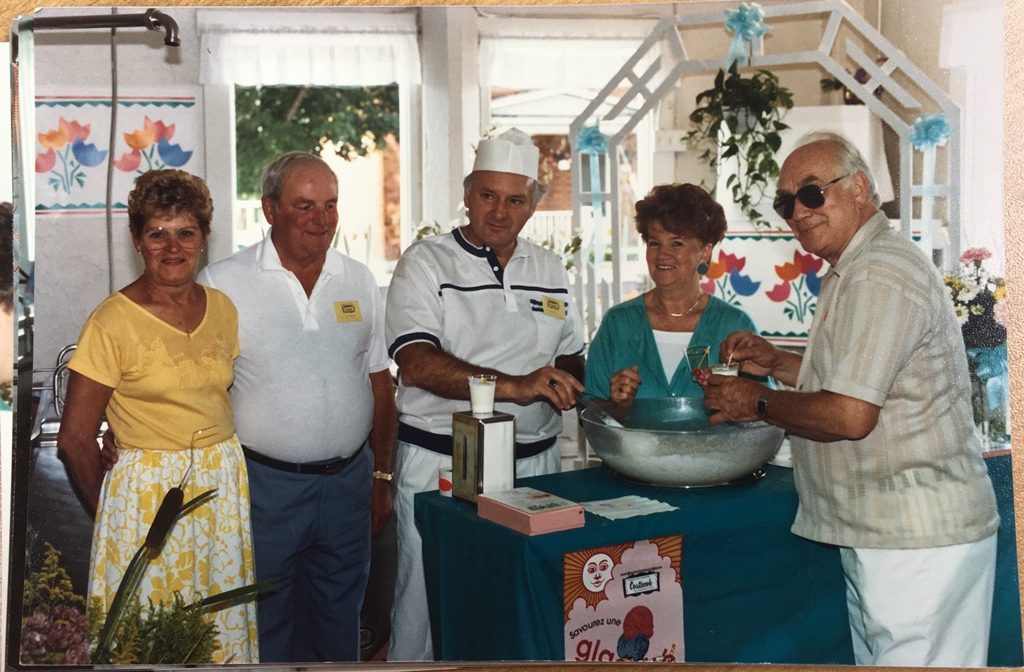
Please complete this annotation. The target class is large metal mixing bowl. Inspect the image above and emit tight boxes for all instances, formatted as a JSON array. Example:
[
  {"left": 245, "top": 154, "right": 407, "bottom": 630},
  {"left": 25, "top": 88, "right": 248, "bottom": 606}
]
[{"left": 580, "top": 397, "right": 785, "bottom": 487}]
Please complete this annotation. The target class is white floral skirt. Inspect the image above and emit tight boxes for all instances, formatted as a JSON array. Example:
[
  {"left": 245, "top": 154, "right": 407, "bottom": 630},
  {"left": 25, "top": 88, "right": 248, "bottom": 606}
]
[{"left": 87, "top": 435, "right": 259, "bottom": 663}]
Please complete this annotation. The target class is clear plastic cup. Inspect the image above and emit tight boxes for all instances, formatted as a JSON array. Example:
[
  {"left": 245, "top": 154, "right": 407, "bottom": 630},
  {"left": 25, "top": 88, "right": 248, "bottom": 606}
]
[{"left": 468, "top": 374, "right": 497, "bottom": 414}]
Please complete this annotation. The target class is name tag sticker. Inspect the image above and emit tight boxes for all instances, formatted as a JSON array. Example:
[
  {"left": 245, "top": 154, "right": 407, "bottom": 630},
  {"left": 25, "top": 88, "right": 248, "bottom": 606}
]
[
  {"left": 334, "top": 301, "right": 363, "bottom": 323},
  {"left": 542, "top": 296, "right": 567, "bottom": 320}
]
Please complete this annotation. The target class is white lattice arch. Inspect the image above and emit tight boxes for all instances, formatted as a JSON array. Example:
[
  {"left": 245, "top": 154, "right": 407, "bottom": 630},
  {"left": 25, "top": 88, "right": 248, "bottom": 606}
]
[{"left": 570, "top": 0, "right": 959, "bottom": 329}]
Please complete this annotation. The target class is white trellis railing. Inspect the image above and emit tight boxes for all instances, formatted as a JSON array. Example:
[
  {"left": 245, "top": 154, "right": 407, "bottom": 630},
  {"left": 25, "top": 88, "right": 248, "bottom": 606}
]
[{"left": 570, "top": 0, "right": 960, "bottom": 336}]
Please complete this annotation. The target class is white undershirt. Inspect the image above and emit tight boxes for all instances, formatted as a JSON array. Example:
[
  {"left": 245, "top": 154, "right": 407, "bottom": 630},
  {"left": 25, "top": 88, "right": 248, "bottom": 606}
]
[{"left": 652, "top": 329, "right": 693, "bottom": 381}]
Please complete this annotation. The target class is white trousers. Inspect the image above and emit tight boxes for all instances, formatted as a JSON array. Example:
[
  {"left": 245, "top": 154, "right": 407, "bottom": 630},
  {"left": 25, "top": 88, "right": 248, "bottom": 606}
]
[
  {"left": 387, "top": 440, "right": 560, "bottom": 661},
  {"left": 840, "top": 533, "right": 997, "bottom": 667}
]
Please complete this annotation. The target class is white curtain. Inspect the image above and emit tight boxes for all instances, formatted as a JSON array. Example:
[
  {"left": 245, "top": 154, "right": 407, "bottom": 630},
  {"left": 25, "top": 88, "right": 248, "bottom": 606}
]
[
  {"left": 196, "top": 9, "right": 421, "bottom": 87},
  {"left": 480, "top": 37, "right": 650, "bottom": 90},
  {"left": 477, "top": 17, "right": 656, "bottom": 90}
]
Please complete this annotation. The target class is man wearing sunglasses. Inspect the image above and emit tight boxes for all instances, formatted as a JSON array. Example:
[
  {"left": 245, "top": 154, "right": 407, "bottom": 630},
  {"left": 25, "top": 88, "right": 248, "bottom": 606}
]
[{"left": 703, "top": 132, "right": 998, "bottom": 667}]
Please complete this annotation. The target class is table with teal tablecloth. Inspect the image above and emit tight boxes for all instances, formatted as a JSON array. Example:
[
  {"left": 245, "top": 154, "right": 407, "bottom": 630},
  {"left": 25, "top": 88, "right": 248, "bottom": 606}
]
[{"left": 415, "top": 453, "right": 1022, "bottom": 664}]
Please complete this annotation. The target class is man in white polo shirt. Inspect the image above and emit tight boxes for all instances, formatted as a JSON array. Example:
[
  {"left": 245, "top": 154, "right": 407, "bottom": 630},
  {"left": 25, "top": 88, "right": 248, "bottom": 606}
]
[
  {"left": 385, "top": 128, "right": 586, "bottom": 661},
  {"left": 198, "top": 152, "right": 397, "bottom": 663}
]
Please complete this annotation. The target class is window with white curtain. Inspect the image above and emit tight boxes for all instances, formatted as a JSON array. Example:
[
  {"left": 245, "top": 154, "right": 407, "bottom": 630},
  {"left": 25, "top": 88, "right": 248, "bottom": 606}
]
[
  {"left": 196, "top": 9, "right": 421, "bottom": 88},
  {"left": 195, "top": 8, "right": 420, "bottom": 282}
]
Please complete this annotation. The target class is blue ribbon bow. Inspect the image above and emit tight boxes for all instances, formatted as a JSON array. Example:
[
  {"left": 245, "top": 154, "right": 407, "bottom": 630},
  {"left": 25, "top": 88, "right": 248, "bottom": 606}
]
[
  {"left": 724, "top": 3, "right": 770, "bottom": 67},
  {"left": 576, "top": 126, "right": 608, "bottom": 155},
  {"left": 575, "top": 125, "right": 609, "bottom": 261},
  {"left": 909, "top": 114, "right": 950, "bottom": 150}
]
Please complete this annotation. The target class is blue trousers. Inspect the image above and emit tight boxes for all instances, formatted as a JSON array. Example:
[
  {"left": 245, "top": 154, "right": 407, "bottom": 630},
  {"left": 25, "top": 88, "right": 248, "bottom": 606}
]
[{"left": 246, "top": 444, "right": 372, "bottom": 663}]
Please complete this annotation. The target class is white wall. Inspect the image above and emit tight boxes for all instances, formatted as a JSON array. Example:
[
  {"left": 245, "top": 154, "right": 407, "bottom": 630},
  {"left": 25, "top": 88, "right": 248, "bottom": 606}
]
[
  {"left": 877, "top": 0, "right": 1001, "bottom": 269},
  {"left": 29, "top": 7, "right": 204, "bottom": 376}
]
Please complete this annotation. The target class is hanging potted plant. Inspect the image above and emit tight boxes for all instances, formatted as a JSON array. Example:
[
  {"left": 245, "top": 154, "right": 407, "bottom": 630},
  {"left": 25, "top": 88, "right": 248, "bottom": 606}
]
[{"left": 684, "top": 62, "right": 794, "bottom": 228}]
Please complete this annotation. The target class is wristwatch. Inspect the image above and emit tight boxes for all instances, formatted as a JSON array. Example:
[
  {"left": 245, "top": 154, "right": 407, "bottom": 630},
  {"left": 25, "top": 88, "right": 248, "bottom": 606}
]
[
  {"left": 372, "top": 470, "right": 394, "bottom": 482},
  {"left": 756, "top": 389, "right": 773, "bottom": 420}
]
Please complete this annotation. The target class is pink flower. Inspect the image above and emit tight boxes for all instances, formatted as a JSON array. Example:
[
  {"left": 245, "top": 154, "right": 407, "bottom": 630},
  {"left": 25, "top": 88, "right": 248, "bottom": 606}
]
[
  {"left": 145, "top": 116, "right": 176, "bottom": 142},
  {"left": 35, "top": 149, "right": 57, "bottom": 173},
  {"left": 960, "top": 247, "right": 992, "bottom": 264},
  {"left": 794, "top": 250, "right": 824, "bottom": 275},
  {"left": 766, "top": 282, "right": 791, "bottom": 302},
  {"left": 113, "top": 149, "right": 142, "bottom": 172}
]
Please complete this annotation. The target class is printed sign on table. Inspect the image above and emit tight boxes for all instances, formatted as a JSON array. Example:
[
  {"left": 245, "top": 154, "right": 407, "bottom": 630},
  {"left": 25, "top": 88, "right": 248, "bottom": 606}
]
[{"left": 563, "top": 535, "right": 683, "bottom": 663}]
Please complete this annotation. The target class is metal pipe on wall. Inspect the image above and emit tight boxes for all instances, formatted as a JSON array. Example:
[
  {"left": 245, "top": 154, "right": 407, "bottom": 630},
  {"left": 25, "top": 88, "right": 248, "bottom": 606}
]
[{"left": 29, "top": 8, "right": 180, "bottom": 47}]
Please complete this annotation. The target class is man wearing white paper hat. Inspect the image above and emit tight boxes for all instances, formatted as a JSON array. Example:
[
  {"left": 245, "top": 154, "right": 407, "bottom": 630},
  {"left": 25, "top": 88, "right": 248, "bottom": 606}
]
[{"left": 385, "top": 128, "right": 586, "bottom": 660}]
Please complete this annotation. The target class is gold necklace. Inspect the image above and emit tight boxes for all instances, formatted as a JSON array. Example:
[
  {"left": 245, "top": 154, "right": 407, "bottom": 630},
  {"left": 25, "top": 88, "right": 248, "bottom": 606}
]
[{"left": 658, "top": 292, "right": 705, "bottom": 317}]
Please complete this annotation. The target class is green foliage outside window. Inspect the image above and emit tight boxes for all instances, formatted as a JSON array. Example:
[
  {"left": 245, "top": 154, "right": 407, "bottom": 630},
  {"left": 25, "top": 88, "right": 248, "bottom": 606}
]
[{"left": 234, "top": 85, "right": 400, "bottom": 199}]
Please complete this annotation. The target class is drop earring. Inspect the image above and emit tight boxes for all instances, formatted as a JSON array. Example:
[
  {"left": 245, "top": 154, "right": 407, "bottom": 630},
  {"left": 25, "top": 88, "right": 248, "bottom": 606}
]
[{"left": 697, "top": 261, "right": 709, "bottom": 275}]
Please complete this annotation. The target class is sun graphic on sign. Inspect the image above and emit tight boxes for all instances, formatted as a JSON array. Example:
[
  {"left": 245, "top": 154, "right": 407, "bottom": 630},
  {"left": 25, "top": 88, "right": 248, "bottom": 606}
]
[
  {"left": 563, "top": 543, "right": 630, "bottom": 611},
  {"left": 563, "top": 537, "right": 683, "bottom": 615}
]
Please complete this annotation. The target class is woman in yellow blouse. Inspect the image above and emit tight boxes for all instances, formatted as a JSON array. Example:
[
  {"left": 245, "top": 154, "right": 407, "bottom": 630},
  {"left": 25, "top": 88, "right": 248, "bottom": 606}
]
[{"left": 57, "top": 169, "right": 257, "bottom": 663}]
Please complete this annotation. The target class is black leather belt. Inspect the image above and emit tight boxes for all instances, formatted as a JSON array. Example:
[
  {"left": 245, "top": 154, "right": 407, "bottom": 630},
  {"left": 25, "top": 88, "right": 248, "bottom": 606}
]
[
  {"left": 242, "top": 444, "right": 362, "bottom": 475},
  {"left": 397, "top": 422, "right": 556, "bottom": 460}
]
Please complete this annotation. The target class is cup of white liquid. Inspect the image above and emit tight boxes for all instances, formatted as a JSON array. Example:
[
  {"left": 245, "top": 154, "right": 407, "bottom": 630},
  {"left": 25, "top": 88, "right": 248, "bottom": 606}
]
[
  {"left": 468, "top": 374, "right": 497, "bottom": 414},
  {"left": 710, "top": 362, "right": 740, "bottom": 377}
]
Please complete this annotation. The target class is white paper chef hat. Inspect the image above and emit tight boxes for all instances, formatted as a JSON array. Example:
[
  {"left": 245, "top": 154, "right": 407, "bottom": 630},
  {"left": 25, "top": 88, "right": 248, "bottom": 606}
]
[{"left": 471, "top": 128, "right": 540, "bottom": 181}]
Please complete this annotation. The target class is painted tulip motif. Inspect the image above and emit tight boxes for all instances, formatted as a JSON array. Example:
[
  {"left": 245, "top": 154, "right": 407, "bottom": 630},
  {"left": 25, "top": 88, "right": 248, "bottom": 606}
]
[
  {"left": 35, "top": 117, "right": 109, "bottom": 194},
  {"left": 766, "top": 250, "right": 824, "bottom": 322},
  {"left": 700, "top": 251, "right": 760, "bottom": 305},
  {"left": 114, "top": 116, "right": 193, "bottom": 174}
]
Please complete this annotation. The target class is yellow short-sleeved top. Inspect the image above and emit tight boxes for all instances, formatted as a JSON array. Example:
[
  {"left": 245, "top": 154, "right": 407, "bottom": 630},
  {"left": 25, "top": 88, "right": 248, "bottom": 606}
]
[{"left": 68, "top": 285, "right": 239, "bottom": 451}]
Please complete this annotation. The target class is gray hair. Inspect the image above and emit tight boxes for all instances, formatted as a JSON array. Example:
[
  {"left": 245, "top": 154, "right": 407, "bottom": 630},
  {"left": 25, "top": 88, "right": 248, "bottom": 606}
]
[
  {"left": 463, "top": 172, "right": 547, "bottom": 207},
  {"left": 791, "top": 131, "right": 881, "bottom": 207},
  {"left": 261, "top": 152, "right": 337, "bottom": 203}
]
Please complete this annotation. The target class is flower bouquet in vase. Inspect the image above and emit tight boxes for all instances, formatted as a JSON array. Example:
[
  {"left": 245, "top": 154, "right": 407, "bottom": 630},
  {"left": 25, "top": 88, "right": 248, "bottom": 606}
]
[{"left": 944, "top": 247, "right": 1008, "bottom": 447}]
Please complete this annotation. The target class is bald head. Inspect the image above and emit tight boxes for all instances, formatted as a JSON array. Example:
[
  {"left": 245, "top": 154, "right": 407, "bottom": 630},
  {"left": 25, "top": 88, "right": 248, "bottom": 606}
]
[{"left": 776, "top": 135, "right": 879, "bottom": 265}]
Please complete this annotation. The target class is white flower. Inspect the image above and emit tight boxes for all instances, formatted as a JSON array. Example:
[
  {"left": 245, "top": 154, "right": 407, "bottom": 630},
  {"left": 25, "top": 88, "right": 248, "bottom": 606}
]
[
  {"left": 954, "top": 305, "right": 969, "bottom": 324},
  {"left": 957, "top": 284, "right": 981, "bottom": 304}
]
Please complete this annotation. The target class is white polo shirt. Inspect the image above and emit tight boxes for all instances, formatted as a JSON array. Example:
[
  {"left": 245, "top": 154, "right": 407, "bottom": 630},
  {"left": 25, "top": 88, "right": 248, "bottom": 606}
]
[
  {"left": 198, "top": 236, "right": 390, "bottom": 462},
  {"left": 386, "top": 228, "right": 585, "bottom": 443}
]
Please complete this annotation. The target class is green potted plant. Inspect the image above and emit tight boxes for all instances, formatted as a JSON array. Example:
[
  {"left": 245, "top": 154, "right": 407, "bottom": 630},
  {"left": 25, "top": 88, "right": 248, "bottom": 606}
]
[{"left": 685, "top": 62, "right": 793, "bottom": 228}]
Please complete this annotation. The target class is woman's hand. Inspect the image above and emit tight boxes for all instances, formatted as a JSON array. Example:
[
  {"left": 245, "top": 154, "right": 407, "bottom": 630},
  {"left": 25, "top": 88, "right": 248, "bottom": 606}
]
[{"left": 609, "top": 365, "right": 642, "bottom": 404}]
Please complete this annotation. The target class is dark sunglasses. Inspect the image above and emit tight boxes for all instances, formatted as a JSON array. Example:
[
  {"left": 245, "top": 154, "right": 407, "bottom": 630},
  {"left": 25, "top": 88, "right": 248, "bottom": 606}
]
[{"left": 772, "top": 174, "right": 851, "bottom": 220}]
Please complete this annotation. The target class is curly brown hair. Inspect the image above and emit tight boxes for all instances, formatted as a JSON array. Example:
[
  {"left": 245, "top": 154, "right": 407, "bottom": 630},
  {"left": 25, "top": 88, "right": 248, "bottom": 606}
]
[
  {"left": 127, "top": 169, "right": 213, "bottom": 238},
  {"left": 634, "top": 183, "right": 726, "bottom": 246}
]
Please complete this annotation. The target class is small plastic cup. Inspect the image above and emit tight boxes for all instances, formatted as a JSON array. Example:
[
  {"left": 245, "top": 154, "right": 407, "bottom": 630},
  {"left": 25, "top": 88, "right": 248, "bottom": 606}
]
[
  {"left": 468, "top": 374, "right": 497, "bottom": 414},
  {"left": 439, "top": 467, "right": 453, "bottom": 497}
]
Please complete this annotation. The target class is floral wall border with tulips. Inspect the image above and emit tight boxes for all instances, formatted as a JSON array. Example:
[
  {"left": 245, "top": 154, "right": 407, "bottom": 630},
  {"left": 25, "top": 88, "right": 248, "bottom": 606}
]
[
  {"left": 712, "top": 226, "right": 928, "bottom": 348},
  {"left": 34, "top": 89, "right": 199, "bottom": 216}
]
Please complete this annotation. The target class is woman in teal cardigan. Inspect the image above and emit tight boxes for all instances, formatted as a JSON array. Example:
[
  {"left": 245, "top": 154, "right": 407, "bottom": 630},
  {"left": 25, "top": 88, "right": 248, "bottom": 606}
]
[{"left": 583, "top": 183, "right": 759, "bottom": 405}]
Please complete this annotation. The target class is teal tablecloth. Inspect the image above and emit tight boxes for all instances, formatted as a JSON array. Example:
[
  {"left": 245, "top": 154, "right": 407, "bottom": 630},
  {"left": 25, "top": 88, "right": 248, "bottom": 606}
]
[{"left": 416, "top": 454, "right": 1022, "bottom": 664}]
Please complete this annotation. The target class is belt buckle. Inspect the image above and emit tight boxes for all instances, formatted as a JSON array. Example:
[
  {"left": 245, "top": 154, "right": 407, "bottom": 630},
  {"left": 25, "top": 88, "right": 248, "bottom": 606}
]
[{"left": 321, "top": 459, "right": 346, "bottom": 475}]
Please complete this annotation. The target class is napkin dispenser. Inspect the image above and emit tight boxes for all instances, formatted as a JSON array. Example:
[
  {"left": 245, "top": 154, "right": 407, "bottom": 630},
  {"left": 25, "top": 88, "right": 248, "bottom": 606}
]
[{"left": 452, "top": 410, "right": 515, "bottom": 502}]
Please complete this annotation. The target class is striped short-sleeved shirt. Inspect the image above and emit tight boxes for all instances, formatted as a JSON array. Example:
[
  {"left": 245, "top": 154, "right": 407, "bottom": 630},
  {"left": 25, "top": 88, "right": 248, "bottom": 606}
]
[
  {"left": 386, "top": 227, "right": 585, "bottom": 442},
  {"left": 791, "top": 212, "right": 999, "bottom": 549}
]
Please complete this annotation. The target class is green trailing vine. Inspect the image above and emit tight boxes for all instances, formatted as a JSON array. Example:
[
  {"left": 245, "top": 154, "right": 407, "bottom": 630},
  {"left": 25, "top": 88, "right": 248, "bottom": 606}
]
[{"left": 685, "top": 62, "right": 794, "bottom": 228}]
